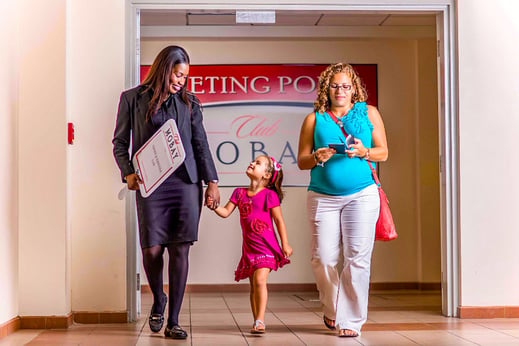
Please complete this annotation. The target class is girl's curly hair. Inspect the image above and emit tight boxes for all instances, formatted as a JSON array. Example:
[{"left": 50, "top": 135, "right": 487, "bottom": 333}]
[{"left": 313, "top": 63, "right": 368, "bottom": 114}]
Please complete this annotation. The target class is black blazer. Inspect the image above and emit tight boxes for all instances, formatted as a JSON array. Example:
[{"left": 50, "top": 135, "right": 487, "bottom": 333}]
[{"left": 112, "top": 85, "right": 218, "bottom": 185}]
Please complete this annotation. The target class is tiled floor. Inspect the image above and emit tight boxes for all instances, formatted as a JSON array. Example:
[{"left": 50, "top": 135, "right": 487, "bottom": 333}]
[{"left": 2, "top": 290, "right": 519, "bottom": 345}]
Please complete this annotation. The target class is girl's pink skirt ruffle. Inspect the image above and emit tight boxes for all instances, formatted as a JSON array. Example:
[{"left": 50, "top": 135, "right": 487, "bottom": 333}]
[{"left": 234, "top": 255, "right": 290, "bottom": 282}]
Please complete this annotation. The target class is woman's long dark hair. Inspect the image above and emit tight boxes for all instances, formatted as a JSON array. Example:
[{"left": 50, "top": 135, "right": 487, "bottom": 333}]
[{"left": 141, "top": 45, "right": 191, "bottom": 121}]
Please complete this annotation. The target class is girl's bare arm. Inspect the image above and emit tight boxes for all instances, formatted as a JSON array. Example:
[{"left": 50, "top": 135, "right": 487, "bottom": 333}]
[
  {"left": 213, "top": 201, "right": 236, "bottom": 218},
  {"left": 271, "top": 206, "right": 293, "bottom": 257}
]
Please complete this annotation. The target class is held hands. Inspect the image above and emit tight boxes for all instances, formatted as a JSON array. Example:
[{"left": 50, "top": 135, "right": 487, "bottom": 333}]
[
  {"left": 125, "top": 173, "right": 142, "bottom": 190},
  {"left": 204, "top": 182, "right": 220, "bottom": 210}
]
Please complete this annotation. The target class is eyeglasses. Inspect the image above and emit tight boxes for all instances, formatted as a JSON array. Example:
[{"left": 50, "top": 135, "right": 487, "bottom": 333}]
[{"left": 329, "top": 83, "right": 352, "bottom": 91}]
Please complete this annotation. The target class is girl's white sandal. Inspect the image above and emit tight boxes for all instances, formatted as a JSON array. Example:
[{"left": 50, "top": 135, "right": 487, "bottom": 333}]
[{"left": 250, "top": 319, "right": 266, "bottom": 334}]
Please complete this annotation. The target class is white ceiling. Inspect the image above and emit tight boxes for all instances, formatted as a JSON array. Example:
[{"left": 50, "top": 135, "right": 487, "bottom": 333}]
[{"left": 141, "top": 10, "right": 436, "bottom": 27}]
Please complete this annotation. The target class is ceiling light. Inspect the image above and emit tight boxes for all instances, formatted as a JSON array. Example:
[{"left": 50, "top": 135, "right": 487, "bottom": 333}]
[{"left": 236, "top": 11, "right": 276, "bottom": 24}]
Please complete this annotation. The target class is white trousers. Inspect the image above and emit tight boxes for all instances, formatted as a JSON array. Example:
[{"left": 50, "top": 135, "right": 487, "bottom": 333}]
[{"left": 307, "top": 184, "right": 379, "bottom": 334}]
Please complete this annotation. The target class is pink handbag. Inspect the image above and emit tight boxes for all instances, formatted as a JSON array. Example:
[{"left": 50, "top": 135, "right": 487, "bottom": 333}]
[{"left": 367, "top": 161, "right": 397, "bottom": 241}]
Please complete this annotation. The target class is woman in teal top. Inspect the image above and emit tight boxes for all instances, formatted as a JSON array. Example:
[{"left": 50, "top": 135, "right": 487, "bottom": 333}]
[{"left": 297, "top": 63, "right": 388, "bottom": 337}]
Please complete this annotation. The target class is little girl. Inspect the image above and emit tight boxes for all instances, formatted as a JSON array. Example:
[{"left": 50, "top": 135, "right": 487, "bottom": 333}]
[{"left": 210, "top": 155, "right": 293, "bottom": 334}]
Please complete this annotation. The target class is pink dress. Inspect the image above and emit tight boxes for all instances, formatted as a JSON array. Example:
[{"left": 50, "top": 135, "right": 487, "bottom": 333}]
[{"left": 230, "top": 187, "right": 290, "bottom": 281}]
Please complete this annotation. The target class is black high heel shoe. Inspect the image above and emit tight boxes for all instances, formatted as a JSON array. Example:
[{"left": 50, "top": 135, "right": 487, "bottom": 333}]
[
  {"left": 149, "top": 293, "right": 167, "bottom": 333},
  {"left": 164, "top": 325, "right": 188, "bottom": 339}
]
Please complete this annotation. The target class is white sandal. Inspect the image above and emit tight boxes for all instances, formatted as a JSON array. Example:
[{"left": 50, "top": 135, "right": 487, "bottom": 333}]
[{"left": 250, "top": 319, "right": 266, "bottom": 334}]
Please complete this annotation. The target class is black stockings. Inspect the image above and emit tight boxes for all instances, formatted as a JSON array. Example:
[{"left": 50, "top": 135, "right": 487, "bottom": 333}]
[
  {"left": 142, "top": 245, "right": 165, "bottom": 314},
  {"left": 166, "top": 242, "right": 190, "bottom": 327},
  {"left": 142, "top": 242, "right": 191, "bottom": 327}
]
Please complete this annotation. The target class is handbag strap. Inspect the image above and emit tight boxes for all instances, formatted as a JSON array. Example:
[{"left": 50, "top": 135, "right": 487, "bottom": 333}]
[
  {"left": 367, "top": 160, "right": 381, "bottom": 186},
  {"left": 326, "top": 111, "right": 348, "bottom": 139},
  {"left": 326, "top": 110, "right": 381, "bottom": 186}
]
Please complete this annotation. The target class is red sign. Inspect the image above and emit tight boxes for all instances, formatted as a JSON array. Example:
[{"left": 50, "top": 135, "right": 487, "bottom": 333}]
[
  {"left": 140, "top": 64, "right": 377, "bottom": 106},
  {"left": 140, "top": 64, "right": 378, "bottom": 186}
]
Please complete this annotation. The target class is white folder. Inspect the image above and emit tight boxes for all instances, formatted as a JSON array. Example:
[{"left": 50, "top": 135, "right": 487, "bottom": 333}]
[{"left": 132, "top": 119, "right": 186, "bottom": 198}]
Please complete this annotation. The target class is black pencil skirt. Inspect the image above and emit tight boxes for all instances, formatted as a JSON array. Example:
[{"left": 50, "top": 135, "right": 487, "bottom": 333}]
[{"left": 135, "top": 166, "right": 202, "bottom": 248}]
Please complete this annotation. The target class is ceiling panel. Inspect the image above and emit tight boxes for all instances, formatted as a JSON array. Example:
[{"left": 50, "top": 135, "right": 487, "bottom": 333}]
[
  {"left": 140, "top": 10, "right": 435, "bottom": 28},
  {"left": 318, "top": 14, "right": 388, "bottom": 26},
  {"left": 383, "top": 15, "right": 436, "bottom": 26},
  {"left": 141, "top": 11, "right": 185, "bottom": 26},
  {"left": 275, "top": 13, "right": 322, "bottom": 26},
  {"left": 187, "top": 13, "right": 235, "bottom": 25}
]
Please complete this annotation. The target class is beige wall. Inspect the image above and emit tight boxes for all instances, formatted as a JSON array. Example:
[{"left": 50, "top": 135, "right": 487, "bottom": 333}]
[
  {"left": 141, "top": 37, "right": 441, "bottom": 285},
  {"left": 0, "top": 0, "right": 19, "bottom": 324},
  {"left": 457, "top": 0, "right": 519, "bottom": 306},
  {"left": 417, "top": 38, "right": 441, "bottom": 283}
]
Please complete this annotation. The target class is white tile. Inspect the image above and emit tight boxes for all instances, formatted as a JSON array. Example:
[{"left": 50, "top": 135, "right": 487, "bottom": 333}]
[
  {"left": 0, "top": 330, "right": 41, "bottom": 346},
  {"left": 449, "top": 329, "right": 519, "bottom": 345},
  {"left": 358, "top": 331, "right": 419, "bottom": 345},
  {"left": 8, "top": 290, "right": 518, "bottom": 346},
  {"left": 502, "top": 329, "right": 519, "bottom": 337},
  {"left": 398, "top": 330, "right": 478, "bottom": 345}
]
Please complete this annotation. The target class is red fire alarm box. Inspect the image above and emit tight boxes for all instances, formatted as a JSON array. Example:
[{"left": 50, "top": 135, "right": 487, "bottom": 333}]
[{"left": 68, "top": 123, "right": 74, "bottom": 144}]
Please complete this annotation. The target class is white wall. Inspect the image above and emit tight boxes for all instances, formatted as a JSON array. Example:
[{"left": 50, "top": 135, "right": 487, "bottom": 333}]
[
  {"left": 457, "top": 0, "right": 519, "bottom": 306},
  {"left": 1, "top": 1, "right": 444, "bottom": 319},
  {"left": 141, "top": 38, "right": 441, "bottom": 285},
  {"left": 17, "top": 0, "right": 70, "bottom": 316},
  {"left": 2, "top": 0, "right": 518, "bottom": 327},
  {"left": 68, "top": 0, "right": 127, "bottom": 311},
  {"left": 6, "top": 0, "right": 518, "bottom": 319},
  {"left": 0, "top": 0, "right": 19, "bottom": 325}
]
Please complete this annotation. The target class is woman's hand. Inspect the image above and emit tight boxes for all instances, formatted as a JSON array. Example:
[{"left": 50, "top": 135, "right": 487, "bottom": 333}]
[
  {"left": 204, "top": 182, "right": 220, "bottom": 210},
  {"left": 347, "top": 138, "right": 369, "bottom": 159},
  {"left": 314, "top": 147, "right": 336, "bottom": 166},
  {"left": 125, "top": 173, "right": 142, "bottom": 190}
]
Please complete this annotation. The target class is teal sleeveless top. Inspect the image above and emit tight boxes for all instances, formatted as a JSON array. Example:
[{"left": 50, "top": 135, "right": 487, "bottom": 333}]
[{"left": 308, "top": 102, "right": 376, "bottom": 196}]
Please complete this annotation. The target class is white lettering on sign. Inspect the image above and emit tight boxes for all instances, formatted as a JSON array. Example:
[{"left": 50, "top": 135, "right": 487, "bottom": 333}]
[{"left": 190, "top": 75, "right": 317, "bottom": 96}]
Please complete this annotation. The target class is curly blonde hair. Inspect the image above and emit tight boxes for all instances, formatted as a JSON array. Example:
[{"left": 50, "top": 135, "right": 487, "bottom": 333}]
[{"left": 313, "top": 63, "right": 368, "bottom": 113}]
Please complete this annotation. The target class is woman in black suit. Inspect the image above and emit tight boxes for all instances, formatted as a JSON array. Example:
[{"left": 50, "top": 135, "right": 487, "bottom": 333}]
[{"left": 112, "top": 45, "right": 220, "bottom": 339}]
